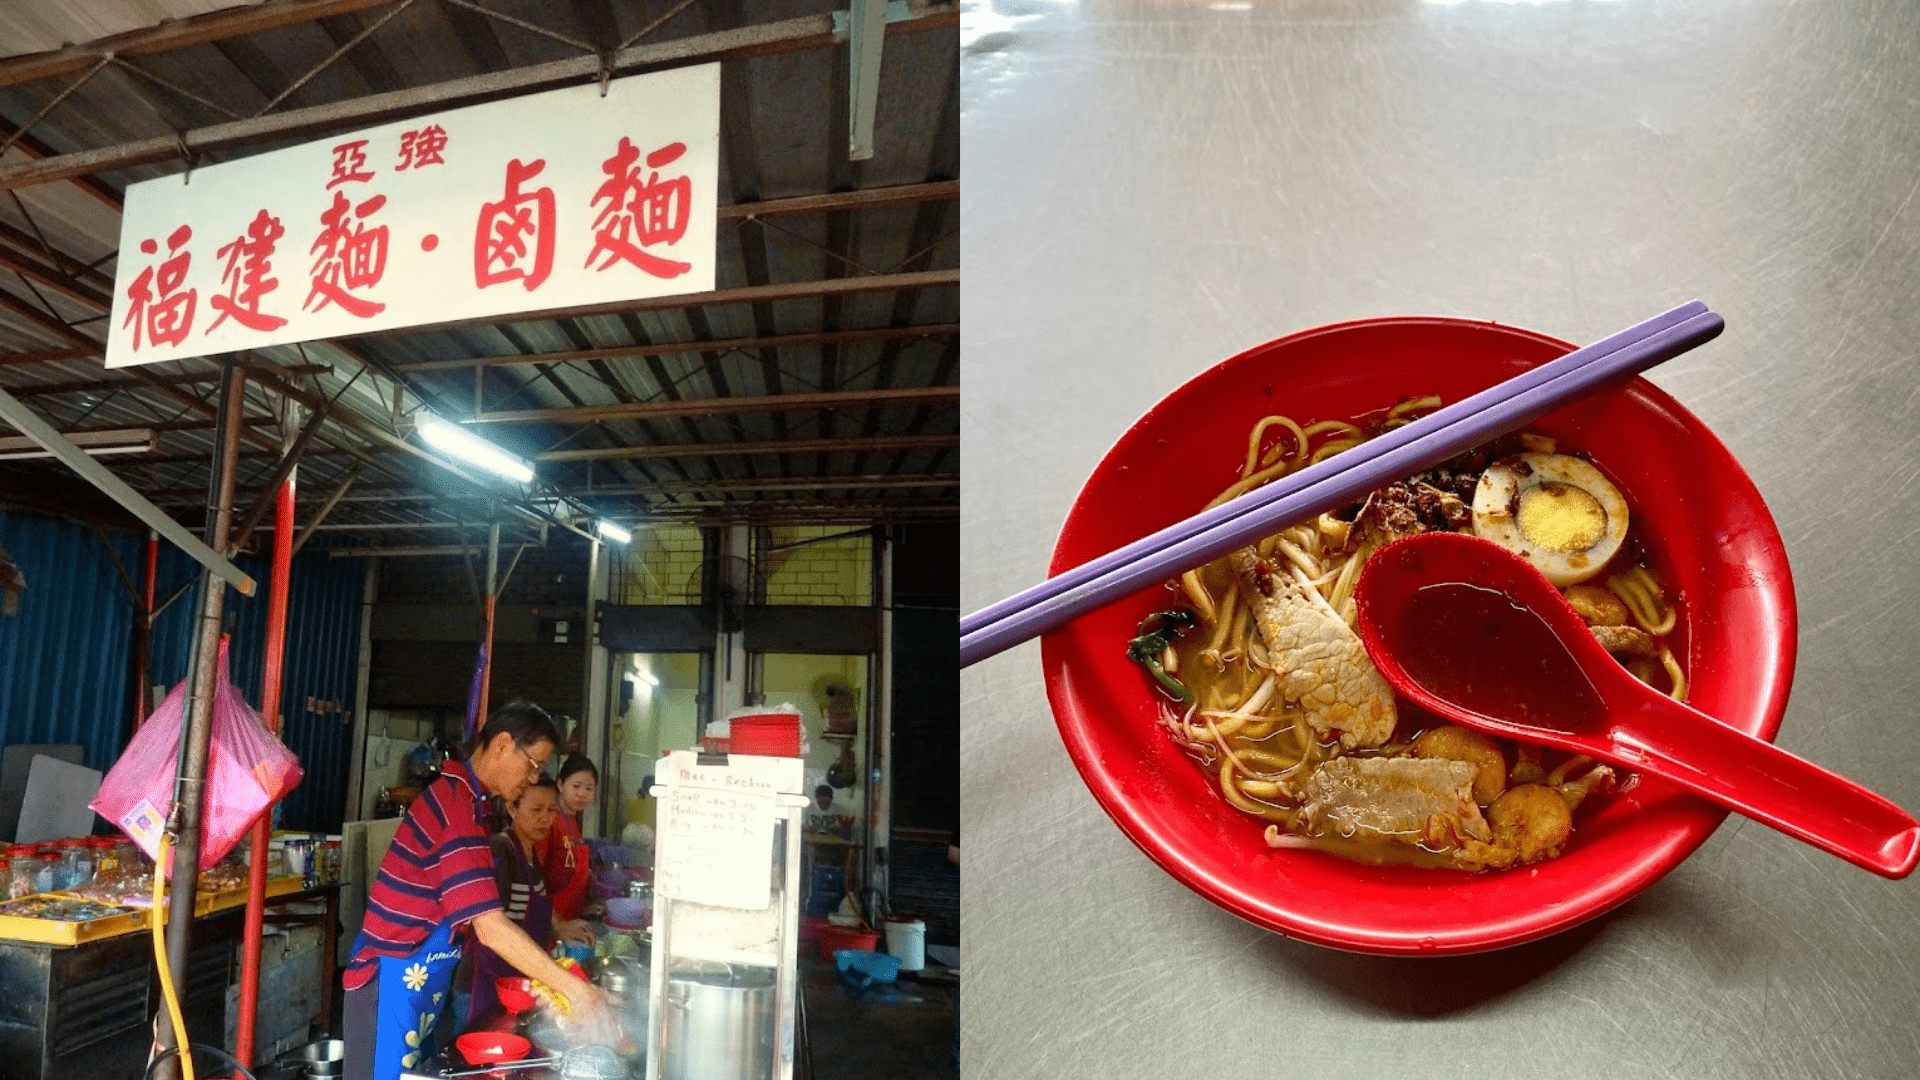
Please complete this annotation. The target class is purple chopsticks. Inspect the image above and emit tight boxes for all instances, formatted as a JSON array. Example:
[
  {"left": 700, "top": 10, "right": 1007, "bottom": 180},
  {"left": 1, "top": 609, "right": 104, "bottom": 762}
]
[{"left": 959, "top": 302, "right": 1725, "bottom": 667}]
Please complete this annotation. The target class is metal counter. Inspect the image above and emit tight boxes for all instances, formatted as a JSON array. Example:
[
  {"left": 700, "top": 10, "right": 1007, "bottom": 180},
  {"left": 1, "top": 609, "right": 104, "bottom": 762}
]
[
  {"left": 0, "top": 915, "right": 234, "bottom": 1080},
  {"left": 959, "top": 1, "right": 1920, "bottom": 1078},
  {"left": 0, "top": 884, "right": 339, "bottom": 1079}
]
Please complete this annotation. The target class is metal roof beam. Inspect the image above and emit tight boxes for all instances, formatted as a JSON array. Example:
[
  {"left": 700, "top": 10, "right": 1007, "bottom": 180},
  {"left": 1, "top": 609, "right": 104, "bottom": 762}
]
[
  {"left": 0, "top": 345, "right": 101, "bottom": 367},
  {"left": 2, "top": 364, "right": 331, "bottom": 399},
  {"left": 394, "top": 321, "right": 955, "bottom": 374},
  {"left": 0, "top": 3, "right": 960, "bottom": 194},
  {"left": 535, "top": 432, "right": 956, "bottom": 462},
  {"left": 569, "top": 475, "right": 957, "bottom": 494},
  {"left": 468, "top": 384, "right": 956, "bottom": 426},
  {"left": 403, "top": 268, "right": 956, "bottom": 337}
]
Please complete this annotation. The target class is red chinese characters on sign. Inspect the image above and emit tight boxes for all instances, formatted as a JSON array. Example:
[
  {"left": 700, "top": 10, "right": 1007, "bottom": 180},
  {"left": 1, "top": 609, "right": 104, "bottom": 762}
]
[
  {"left": 474, "top": 158, "right": 555, "bottom": 292},
  {"left": 397, "top": 125, "right": 448, "bottom": 171},
  {"left": 208, "top": 210, "right": 289, "bottom": 333},
  {"left": 585, "top": 138, "right": 693, "bottom": 279},
  {"left": 306, "top": 192, "right": 389, "bottom": 318},
  {"left": 327, "top": 139, "right": 374, "bottom": 188},
  {"left": 122, "top": 225, "right": 197, "bottom": 351}
]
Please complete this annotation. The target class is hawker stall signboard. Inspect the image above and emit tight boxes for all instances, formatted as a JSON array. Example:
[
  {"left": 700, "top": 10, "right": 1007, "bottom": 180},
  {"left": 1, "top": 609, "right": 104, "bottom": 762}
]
[{"left": 105, "top": 64, "right": 719, "bottom": 368}]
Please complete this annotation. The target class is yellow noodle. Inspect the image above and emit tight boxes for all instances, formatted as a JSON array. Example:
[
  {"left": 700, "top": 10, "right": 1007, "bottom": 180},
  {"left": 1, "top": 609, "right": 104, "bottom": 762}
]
[
  {"left": 1201, "top": 585, "right": 1241, "bottom": 661},
  {"left": 1309, "top": 439, "right": 1361, "bottom": 464},
  {"left": 1202, "top": 709, "right": 1288, "bottom": 784},
  {"left": 1226, "top": 671, "right": 1277, "bottom": 716},
  {"left": 1180, "top": 569, "right": 1217, "bottom": 624},
  {"left": 1388, "top": 395, "right": 1442, "bottom": 420},
  {"left": 1234, "top": 747, "right": 1303, "bottom": 770},
  {"left": 1323, "top": 545, "right": 1369, "bottom": 614},
  {"left": 1249, "top": 415, "right": 1310, "bottom": 472},
  {"left": 1608, "top": 567, "right": 1677, "bottom": 636},
  {"left": 1209, "top": 457, "right": 1298, "bottom": 508},
  {"left": 1273, "top": 536, "right": 1321, "bottom": 580},
  {"left": 1660, "top": 648, "right": 1687, "bottom": 701},
  {"left": 1301, "top": 419, "right": 1365, "bottom": 440},
  {"left": 1220, "top": 760, "right": 1295, "bottom": 820}
]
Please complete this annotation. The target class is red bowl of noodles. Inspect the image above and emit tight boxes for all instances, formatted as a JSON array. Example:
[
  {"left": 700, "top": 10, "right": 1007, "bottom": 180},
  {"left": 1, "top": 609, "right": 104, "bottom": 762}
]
[{"left": 1042, "top": 315, "right": 1796, "bottom": 955}]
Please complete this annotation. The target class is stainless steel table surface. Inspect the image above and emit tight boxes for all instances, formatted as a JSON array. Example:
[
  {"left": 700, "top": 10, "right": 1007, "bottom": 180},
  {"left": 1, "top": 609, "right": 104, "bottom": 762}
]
[{"left": 958, "top": 1, "right": 1920, "bottom": 1077}]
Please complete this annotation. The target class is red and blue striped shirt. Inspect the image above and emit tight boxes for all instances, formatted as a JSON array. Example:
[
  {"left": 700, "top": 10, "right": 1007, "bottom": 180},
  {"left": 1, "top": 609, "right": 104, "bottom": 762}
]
[{"left": 344, "top": 758, "right": 503, "bottom": 990}]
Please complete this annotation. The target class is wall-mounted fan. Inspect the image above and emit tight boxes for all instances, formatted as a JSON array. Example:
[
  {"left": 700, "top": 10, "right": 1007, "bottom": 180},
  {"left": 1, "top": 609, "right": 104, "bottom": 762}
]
[
  {"left": 686, "top": 553, "right": 754, "bottom": 632},
  {"left": 813, "top": 673, "right": 858, "bottom": 737}
]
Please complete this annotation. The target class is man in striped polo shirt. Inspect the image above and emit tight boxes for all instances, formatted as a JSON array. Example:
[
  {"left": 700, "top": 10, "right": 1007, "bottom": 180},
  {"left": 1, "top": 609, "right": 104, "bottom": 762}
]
[{"left": 343, "top": 700, "right": 609, "bottom": 1080}]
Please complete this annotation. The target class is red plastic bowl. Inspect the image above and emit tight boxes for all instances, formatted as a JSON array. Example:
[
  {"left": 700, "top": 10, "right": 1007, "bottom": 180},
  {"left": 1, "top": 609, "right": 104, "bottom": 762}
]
[
  {"left": 1042, "top": 316, "right": 1796, "bottom": 955},
  {"left": 494, "top": 976, "right": 537, "bottom": 1015},
  {"left": 456, "top": 1031, "right": 530, "bottom": 1065}
]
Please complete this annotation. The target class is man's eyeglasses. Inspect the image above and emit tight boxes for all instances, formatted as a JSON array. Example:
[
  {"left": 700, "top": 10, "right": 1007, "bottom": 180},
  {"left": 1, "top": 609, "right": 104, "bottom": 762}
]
[{"left": 515, "top": 743, "right": 550, "bottom": 777}]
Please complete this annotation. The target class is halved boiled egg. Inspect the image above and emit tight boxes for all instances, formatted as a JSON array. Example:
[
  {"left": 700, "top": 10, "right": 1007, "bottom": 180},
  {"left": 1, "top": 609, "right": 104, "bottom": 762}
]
[{"left": 1470, "top": 453, "right": 1628, "bottom": 586}]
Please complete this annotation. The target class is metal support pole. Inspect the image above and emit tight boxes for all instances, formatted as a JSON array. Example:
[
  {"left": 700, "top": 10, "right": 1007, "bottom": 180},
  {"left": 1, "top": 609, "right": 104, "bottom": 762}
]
[
  {"left": 716, "top": 525, "right": 749, "bottom": 717},
  {"left": 870, "top": 531, "right": 894, "bottom": 908},
  {"left": 346, "top": 558, "right": 378, "bottom": 824},
  {"left": 478, "top": 520, "right": 500, "bottom": 727},
  {"left": 157, "top": 362, "right": 247, "bottom": 1076},
  {"left": 581, "top": 537, "right": 607, "bottom": 835},
  {"left": 235, "top": 454, "right": 297, "bottom": 1068}
]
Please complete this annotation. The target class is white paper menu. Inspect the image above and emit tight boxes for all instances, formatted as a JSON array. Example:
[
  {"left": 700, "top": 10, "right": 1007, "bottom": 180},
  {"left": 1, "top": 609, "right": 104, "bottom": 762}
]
[{"left": 654, "top": 751, "right": 803, "bottom": 911}]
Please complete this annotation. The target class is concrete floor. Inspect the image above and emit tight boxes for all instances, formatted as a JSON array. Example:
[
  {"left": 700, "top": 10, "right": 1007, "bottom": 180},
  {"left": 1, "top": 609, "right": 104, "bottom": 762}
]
[{"left": 800, "top": 954, "right": 958, "bottom": 1080}]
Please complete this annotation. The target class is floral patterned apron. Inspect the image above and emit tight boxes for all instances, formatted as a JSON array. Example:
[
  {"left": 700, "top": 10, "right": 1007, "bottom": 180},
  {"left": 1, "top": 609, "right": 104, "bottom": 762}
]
[{"left": 372, "top": 919, "right": 462, "bottom": 1080}]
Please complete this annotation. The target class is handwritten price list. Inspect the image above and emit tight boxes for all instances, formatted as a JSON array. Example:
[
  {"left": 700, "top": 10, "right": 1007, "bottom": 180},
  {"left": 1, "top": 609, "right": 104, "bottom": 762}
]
[{"left": 655, "top": 784, "right": 776, "bottom": 910}]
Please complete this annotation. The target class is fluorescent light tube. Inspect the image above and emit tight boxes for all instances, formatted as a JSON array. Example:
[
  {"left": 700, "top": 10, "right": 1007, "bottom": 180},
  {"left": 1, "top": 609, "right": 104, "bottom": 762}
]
[
  {"left": 414, "top": 413, "right": 533, "bottom": 484},
  {"left": 595, "top": 519, "right": 633, "bottom": 544},
  {"left": 0, "top": 427, "right": 155, "bottom": 460}
]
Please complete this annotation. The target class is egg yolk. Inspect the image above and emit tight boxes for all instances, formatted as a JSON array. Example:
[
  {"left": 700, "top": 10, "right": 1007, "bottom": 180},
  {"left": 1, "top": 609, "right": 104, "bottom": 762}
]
[{"left": 1516, "top": 482, "right": 1606, "bottom": 552}]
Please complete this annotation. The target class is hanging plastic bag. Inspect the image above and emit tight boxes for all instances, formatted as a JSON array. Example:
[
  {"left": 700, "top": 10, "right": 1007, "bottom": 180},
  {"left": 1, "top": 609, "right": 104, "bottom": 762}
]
[{"left": 89, "top": 639, "right": 304, "bottom": 872}]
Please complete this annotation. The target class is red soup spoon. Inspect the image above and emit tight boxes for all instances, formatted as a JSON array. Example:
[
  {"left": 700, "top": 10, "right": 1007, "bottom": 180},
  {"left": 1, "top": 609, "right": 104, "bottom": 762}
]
[{"left": 1352, "top": 531, "right": 1919, "bottom": 879}]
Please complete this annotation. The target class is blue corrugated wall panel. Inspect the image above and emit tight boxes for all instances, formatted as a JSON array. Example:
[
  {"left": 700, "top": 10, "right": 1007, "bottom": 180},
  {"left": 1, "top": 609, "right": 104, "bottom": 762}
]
[
  {"left": 0, "top": 512, "right": 151, "bottom": 772},
  {"left": 221, "top": 553, "right": 365, "bottom": 833},
  {"left": 1, "top": 509, "right": 365, "bottom": 834}
]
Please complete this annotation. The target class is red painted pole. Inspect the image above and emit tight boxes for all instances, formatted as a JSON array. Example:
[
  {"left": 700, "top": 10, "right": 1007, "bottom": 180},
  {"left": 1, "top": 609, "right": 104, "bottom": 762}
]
[
  {"left": 134, "top": 531, "right": 158, "bottom": 728},
  {"left": 235, "top": 476, "right": 297, "bottom": 1067}
]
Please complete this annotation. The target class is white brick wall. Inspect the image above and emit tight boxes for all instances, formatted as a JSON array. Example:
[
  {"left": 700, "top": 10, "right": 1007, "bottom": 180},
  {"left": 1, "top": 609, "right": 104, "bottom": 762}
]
[
  {"left": 762, "top": 526, "right": 872, "bottom": 606},
  {"left": 613, "top": 524, "right": 707, "bottom": 604}
]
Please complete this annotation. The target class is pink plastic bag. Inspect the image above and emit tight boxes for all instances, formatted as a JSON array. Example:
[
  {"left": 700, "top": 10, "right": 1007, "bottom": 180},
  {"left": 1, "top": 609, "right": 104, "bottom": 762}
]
[{"left": 90, "top": 641, "right": 304, "bottom": 872}]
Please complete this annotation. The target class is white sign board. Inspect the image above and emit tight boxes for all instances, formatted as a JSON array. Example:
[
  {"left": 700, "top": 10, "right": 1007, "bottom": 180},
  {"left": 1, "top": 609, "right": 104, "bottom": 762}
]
[
  {"left": 654, "top": 751, "right": 801, "bottom": 911},
  {"left": 16, "top": 755, "right": 103, "bottom": 843},
  {"left": 106, "top": 64, "right": 720, "bottom": 368}
]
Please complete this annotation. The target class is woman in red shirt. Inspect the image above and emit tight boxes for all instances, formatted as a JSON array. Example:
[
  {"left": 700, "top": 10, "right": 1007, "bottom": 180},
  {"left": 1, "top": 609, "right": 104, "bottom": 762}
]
[{"left": 539, "top": 756, "right": 598, "bottom": 921}]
